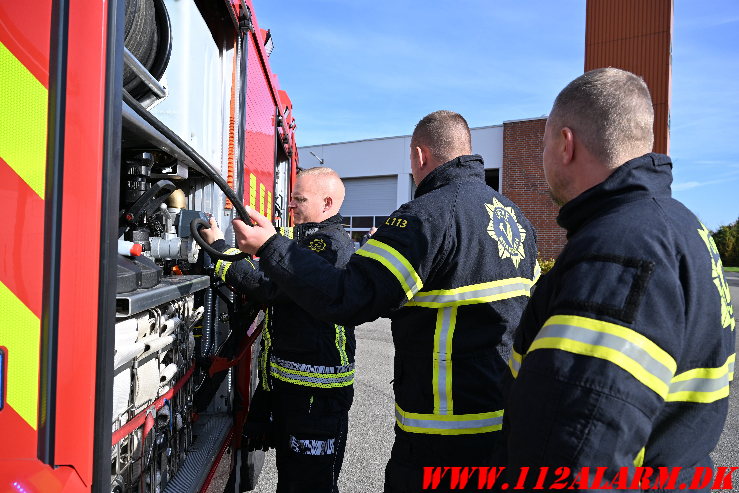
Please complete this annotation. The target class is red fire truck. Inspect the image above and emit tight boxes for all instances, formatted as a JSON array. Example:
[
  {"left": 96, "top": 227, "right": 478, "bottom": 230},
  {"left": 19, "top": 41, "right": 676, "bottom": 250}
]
[{"left": 0, "top": 0, "right": 297, "bottom": 491}]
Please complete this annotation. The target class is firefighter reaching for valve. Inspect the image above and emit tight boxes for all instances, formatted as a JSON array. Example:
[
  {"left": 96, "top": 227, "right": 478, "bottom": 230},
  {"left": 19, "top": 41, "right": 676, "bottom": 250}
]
[
  {"left": 201, "top": 167, "right": 355, "bottom": 493},
  {"left": 231, "top": 111, "right": 540, "bottom": 492}
]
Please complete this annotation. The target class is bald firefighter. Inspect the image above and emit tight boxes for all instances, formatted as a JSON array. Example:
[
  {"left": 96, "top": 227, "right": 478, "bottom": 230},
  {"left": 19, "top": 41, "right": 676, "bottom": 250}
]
[
  {"left": 231, "top": 111, "right": 540, "bottom": 492},
  {"left": 203, "top": 167, "right": 355, "bottom": 493}
]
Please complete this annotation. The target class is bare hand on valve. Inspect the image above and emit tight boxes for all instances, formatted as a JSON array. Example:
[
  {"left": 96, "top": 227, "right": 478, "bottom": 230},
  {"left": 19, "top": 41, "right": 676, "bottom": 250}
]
[
  {"left": 200, "top": 217, "right": 225, "bottom": 244},
  {"left": 232, "top": 207, "right": 277, "bottom": 256}
]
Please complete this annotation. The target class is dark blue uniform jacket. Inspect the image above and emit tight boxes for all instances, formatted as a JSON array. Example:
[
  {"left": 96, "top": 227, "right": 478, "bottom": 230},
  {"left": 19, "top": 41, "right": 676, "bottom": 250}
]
[
  {"left": 256, "top": 155, "right": 539, "bottom": 437},
  {"left": 211, "top": 214, "right": 356, "bottom": 394},
  {"left": 504, "top": 153, "right": 736, "bottom": 491}
]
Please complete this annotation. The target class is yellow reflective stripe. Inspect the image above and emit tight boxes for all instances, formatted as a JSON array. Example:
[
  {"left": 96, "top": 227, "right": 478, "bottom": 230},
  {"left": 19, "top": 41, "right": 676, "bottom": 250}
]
[
  {"left": 0, "top": 280, "right": 40, "bottom": 429},
  {"left": 259, "top": 183, "right": 265, "bottom": 215},
  {"left": 433, "top": 307, "right": 457, "bottom": 415},
  {"left": 395, "top": 403, "right": 503, "bottom": 435},
  {"left": 356, "top": 239, "right": 422, "bottom": 300},
  {"left": 214, "top": 248, "right": 243, "bottom": 281},
  {"left": 634, "top": 446, "right": 645, "bottom": 467},
  {"left": 406, "top": 277, "right": 532, "bottom": 308},
  {"left": 278, "top": 227, "right": 294, "bottom": 239},
  {"left": 335, "top": 325, "right": 349, "bottom": 366},
  {"left": 529, "top": 315, "right": 677, "bottom": 398},
  {"left": 260, "top": 311, "right": 271, "bottom": 390},
  {"left": 249, "top": 173, "right": 257, "bottom": 209},
  {"left": 267, "top": 191, "right": 273, "bottom": 221},
  {"left": 666, "top": 353, "right": 735, "bottom": 403},
  {"left": 509, "top": 347, "right": 523, "bottom": 378},
  {"left": 0, "top": 42, "right": 48, "bottom": 199}
]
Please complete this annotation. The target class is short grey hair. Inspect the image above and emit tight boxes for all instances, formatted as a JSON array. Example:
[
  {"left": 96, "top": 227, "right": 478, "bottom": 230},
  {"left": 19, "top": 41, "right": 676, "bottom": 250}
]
[
  {"left": 549, "top": 68, "right": 654, "bottom": 168},
  {"left": 411, "top": 110, "right": 472, "bottom": 164}
]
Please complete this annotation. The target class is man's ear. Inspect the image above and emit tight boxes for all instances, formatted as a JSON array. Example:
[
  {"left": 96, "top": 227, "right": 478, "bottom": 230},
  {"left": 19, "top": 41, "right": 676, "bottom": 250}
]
[
  {"left": 561, "top": 127, "right": 576, "bottom": 165},
  {"left": 417, "top": 144, "right": 434, "bottom": 169},
  {"left": 323, "top": 196, "right": 333, "bottom": 212}
]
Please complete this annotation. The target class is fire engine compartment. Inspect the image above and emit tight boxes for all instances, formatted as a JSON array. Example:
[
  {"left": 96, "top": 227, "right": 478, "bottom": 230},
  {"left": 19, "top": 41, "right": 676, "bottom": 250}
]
[{"left": 107, "top": 0, "right": 292, "bottom": 491}]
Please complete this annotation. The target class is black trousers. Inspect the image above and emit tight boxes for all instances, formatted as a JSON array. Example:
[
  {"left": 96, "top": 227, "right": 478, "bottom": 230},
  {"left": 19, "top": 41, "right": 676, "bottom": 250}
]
[
  {"left": 271, "top": 386, "right": 352, "bottom": 493},
  {"left": 384, "top": 428, "right": 503, "bottom": 493}
]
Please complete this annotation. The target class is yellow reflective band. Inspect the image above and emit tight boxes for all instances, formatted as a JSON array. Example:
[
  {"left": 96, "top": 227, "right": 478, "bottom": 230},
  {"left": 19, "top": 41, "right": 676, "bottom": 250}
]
[
  {"left": 433, "top": 307, "right": 457, "bottom": 415},
  {"left": 269, "top": 357, "right": 355, "bottom": 388},
  {"left": 666, "top": 353, "right": 735, "bottom": 403},
  {"left": 267, "top": 191, "right": 273, "bottom": 221},
  {"left": 634, "top": 446, "right": 645, "bottom": 467},
  {"left": 278, "top": 227, "right": 294, "bottom": 239},
  {"left": 0, "top": 280, "right": 40, "bottom": 429},
  {"left": 407, "top": 277, "right": 532, "bottom": 308},
  {"left": 214, "top": 248, "right": 243, "bottom": 282},
  {"left": 395, "top": 403, "right": 503, "bottom": 435},
  {"left": 0, "top": 42, "right": 48, "bottom": 199},
  {"left": 356, "top": 239, "right": 422, "bottom": 300},
  {"left": 260, "top": 311, "right": 272, "bottom": 391},
  {"left": 335, "top": 325, "right": 349, "bottom": 366},
  {"left": 509, "top": 347, "right": 523, "bottom": 378},
  {"left": 529, "top": 315, "right": 677, "bottom": 399}
]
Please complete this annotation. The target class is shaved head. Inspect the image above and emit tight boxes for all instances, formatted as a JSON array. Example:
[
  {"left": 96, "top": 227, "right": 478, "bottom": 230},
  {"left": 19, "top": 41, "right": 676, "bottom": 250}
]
[
  {"left": 549, "top": 67, "right": 654, "bottom": 168},
  {"left": 411, "top": 110, "right": 472, "bottom": 164},
  {"left": 290, "top": 167, "right": 345, "bottom": 224}
]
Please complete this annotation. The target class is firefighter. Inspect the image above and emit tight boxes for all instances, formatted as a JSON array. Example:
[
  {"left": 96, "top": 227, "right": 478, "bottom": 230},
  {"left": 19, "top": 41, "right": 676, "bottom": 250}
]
[
  {"left": 202, "top": 167, "right": 356, "bottom": 493},
  {"left": 502, "top": 68, "right": 736, "bottom": 490},
  {"left": 231, "top": 111, "right": 540, "bottom": 492}
]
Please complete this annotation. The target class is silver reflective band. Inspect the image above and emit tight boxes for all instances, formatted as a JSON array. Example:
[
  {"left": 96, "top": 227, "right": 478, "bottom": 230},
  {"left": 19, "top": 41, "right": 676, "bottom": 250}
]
[
  {"left": 270, "top": 355, "right": 355, "bottom": 387},
  {"left": 357, "top": 240, "right": 421, "bottom": 299},
  {"left": 668, "top": 374, "right": 730, "bottom": 394},
  {"left": 508, "top": 349, "right": 522, "bottom": 378},
  {"left": 538, "top": 322, "right": 674, "bottom": 391},
  {"left": 410, "top": 279, "right": 531, "bottom": 307},
  {"left": 435, "top": 307, "right": 454, "bottom": 414},
  {"left": 395, "top": 408, "right": 503, "bottom": 431}
]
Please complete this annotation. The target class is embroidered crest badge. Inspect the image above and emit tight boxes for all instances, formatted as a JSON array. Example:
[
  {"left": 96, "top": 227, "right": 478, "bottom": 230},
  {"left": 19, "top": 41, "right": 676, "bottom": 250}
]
[
  {"left": 697, "top": 223, "right": 735, "bottom": 330},
  {"left": 486, "top": 198, "right": 526, "bottom": 267},
  {"left": 308, "top": 238, "right": 327, "bottom": 253}
]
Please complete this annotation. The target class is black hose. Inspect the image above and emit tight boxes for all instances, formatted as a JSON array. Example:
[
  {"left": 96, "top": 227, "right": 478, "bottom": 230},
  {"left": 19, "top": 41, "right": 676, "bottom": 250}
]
[{"left": 122, "top": 89, "right": 251, "bottom": 261}]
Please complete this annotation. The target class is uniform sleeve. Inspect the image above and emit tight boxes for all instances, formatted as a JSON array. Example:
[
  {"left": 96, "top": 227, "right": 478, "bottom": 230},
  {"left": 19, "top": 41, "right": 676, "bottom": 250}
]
[
  {"left": 209, "top": 239, "right": 285, "bottom": 304},
  {"left": 505, "top": 251, "right": 685, "bottom": 480},
  {"left": 256, "top": 209, "right": 443, "bottom": 327}
]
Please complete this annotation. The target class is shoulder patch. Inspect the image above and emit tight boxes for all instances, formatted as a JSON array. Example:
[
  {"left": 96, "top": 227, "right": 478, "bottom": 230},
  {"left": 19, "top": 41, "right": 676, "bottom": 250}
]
[
  {"left": 308, "top": 238, "right": 327, "bottom": 252},
  {"left": 486, "top": 197, "right": 526, "bottom": 267},
  {"left": 697, "top": 223, "right": 735, "bottom": 330},
  {"left": 556, "top": 254, "right": 654, "bottom": 324}
]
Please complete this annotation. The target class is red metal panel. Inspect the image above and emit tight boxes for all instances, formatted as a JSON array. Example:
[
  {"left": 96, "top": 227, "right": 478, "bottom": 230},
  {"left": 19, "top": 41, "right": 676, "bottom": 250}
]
[
  {"left": 52, "top": 0, "right": 111, "bottom": 485},
  {"left": 245, "top": 33, "right": 276, "bottom": 213},
  {"left": 0, "top": 157, "right": 45, "bottom": 319},
  {"left": 0, "top": 1, "right": 51, "bottom": 88},
  {"left": 585, "top": 0, "right": 673, "bottom": 154}
]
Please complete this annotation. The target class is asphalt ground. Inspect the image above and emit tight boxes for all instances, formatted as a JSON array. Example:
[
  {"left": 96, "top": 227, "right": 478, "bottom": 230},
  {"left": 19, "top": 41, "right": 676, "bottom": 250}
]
[{"left": 244, "top": 275, "right": 739, "bottom": 493}]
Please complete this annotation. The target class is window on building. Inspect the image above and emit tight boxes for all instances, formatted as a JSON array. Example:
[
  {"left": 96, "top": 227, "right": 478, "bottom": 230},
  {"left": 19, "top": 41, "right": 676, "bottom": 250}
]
[{"left": 485, "top": 169, "right": 500, "bottom": 191}]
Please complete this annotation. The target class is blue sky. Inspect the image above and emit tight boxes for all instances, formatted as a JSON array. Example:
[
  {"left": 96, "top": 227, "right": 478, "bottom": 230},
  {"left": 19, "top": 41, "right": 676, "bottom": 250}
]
[{"left": 256, "top": 1, "right": 739, "bottom": 230}]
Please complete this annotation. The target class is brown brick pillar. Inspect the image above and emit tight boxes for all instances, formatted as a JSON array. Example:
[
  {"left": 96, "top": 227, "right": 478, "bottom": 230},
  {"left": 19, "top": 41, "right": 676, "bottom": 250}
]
[
  {"left": 585, "top": 0, "right": 673, "bottom": 155},
  {"left": 502, "top": 118, "right": 567, "bottom": 260}
]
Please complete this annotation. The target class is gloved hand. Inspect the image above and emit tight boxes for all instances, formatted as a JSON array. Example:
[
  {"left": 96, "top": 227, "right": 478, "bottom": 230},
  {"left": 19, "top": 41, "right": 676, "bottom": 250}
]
[{"left": 245, "top": 386, "right": 274, "bottom": 452}]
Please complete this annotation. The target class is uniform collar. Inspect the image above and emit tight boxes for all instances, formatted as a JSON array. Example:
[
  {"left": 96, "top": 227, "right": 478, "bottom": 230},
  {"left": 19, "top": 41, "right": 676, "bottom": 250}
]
[
  {"left": 294, "top": 213, "right": 344, "bottom": 237},
  {"left": 557, "top": 153, "right": 674, "bottom": 235},
  {"left": 414, "top": 154, "right": 486, "bottom": 198}
]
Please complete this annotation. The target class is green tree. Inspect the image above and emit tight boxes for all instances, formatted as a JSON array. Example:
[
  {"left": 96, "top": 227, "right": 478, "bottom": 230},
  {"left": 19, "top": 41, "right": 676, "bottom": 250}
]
[{"left": 712, "top": 218, "right": 739, "bottom": 267}]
